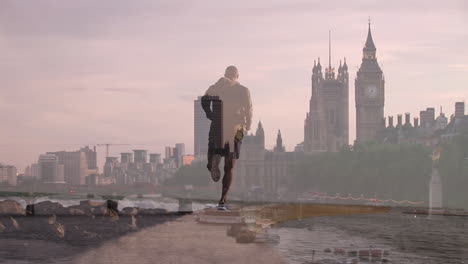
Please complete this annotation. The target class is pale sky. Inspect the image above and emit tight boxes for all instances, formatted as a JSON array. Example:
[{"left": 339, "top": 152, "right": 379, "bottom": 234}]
[{"left": 1, "top": 0, "right": 467, "bottom": 171}]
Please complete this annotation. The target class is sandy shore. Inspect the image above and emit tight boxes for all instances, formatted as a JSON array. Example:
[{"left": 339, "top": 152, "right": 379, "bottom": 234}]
[{"left": 71, "top": 213, "right": 286, "bottom": 264}]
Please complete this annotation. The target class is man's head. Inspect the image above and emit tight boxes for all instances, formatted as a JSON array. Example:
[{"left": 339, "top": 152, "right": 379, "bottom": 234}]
[{"left": 224, "top": 66, "right": 239, "bottom": 81}]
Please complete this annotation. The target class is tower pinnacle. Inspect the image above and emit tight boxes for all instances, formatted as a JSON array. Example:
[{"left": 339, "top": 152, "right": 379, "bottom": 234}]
[
  {"left": 364, "top": 19, "right": 376, "bottom": 51},
  {"left": 325, "top": 30, "right": 335, "bottom": 79},
  {"left": 329, "top": 30, "right": 331, "bottom": 69},
  {"left": 274, "top": 129, "right": 285, "bottom": 152}
]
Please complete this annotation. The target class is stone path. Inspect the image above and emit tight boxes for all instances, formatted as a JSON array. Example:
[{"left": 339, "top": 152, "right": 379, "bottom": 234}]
[{"left": 71, "top": 213, "right": 286, "bottom": 264}]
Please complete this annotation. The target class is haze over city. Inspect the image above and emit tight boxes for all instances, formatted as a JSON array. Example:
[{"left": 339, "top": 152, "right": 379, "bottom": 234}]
[
  {"left": 2, "top": 2, "right": 468, "bottom": 264},
  {"left": 1, "top": 0, "right": 467, "bottom": 170}
]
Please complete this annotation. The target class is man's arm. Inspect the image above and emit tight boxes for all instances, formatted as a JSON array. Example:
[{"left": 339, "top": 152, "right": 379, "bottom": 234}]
[
  {"left": 201, "top": 95, "right": 213, "bottom": 120},
  {"left": 201, "top": 86, "right": 218, "bottom": 120}
]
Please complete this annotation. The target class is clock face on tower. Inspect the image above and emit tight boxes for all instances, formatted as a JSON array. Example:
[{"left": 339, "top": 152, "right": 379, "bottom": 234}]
[{"left": 365, "top": 85, "right": 378, "bottom": 98}]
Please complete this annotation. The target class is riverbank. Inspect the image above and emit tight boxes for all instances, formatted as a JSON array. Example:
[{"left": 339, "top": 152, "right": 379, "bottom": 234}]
[
  {"left": 0, "top": 212, "right": 287, "bottom": 264},
  {"left": 0, "top": 213, "right": 182, "bottom": 263},
  {"left": 70, "top": 213, "right": 286, "bottom": 264},
  {"left": 271, "top": 211, "right": 468, "bottom": 264},
  {"left": 0, "top": 199, "right": 183, "bottom": 263}
]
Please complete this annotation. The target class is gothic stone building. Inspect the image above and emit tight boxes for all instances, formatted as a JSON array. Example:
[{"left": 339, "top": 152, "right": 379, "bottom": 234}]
[
  {"left": 233, "top": 122, "right": 300, "bottom": 198},
  {"left": 377, "top": 102, "right": 468, "bottom": 146},
  {"left": 355, "top": 23, "right": 385, "bottom": 143},
  {"left": 304, "top": 52, "right": 349, "bottom": 152}
]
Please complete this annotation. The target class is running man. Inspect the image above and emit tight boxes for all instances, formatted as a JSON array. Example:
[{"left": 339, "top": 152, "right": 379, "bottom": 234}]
[{"left": 201, "top": 66, "right": 252, "bottom": 210}]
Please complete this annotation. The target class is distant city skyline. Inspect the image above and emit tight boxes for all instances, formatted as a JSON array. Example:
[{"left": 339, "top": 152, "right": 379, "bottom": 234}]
[{"left": 1, "top": 1, "right": 467, "bottom": 170}]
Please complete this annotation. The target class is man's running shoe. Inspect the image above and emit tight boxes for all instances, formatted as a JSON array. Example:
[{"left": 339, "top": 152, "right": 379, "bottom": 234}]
[{"left": 217, "top": 203, "right": 229, "bottom": 211}]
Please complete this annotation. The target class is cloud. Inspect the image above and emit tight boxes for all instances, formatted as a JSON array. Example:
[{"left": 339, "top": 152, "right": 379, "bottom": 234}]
[
  {"left": 1, "top": 0, "right": 467, "bottom": 170},
  {"left": 101, "top": 87, "right": 148, "bottom": 96},
  {"left": 0, "top": 0, "right": 188, "bottom": 38},
  {"left": 449, "top": 64, "right": 468, "bottom": 72}
]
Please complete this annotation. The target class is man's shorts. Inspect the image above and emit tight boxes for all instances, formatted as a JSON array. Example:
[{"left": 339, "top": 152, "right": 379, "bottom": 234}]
[{"left": 208, "top": 130, "right": 243, "bottom": 159}]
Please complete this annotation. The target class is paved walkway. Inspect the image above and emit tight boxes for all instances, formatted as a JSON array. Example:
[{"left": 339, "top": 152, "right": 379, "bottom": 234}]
[{"left": 71, "top": 213, "right": 286, "bottom": 264}]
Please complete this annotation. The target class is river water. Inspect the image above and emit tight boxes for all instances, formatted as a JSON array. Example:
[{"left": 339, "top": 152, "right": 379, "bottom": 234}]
[
  {"left": 269, "top": 212, "right": 468, "bottom": 264},
  {"left": 2, "top": 196, "right": 468, "bottom": 263}
]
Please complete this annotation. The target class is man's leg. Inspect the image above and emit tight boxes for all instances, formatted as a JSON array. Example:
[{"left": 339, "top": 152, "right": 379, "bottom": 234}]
[
  {"left": 210, "top": 154, "right": 221, "bottom": 182},
  {"left": 219, "top": 156, "right": 236, "bottom": 205},
  {"left": 207, "top": 126, "right": 214, "bottom": 171},
  {"left": 207, "top": 129, "right": 222, "bottom": 182},
  {"left": 207, "top": 145, "right": 213, "bottom": 171}
]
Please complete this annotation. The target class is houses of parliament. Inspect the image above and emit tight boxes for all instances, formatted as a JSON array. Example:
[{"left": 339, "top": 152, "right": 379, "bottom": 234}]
[
  {"left": 304, "top": 21, "right": 384, "bottom": 153},
  {"left": 195, "top": 21, "right": 467, "bottom": 197},
  {"left": 194, "top": 22, "right": 385, "bottom": 197}
]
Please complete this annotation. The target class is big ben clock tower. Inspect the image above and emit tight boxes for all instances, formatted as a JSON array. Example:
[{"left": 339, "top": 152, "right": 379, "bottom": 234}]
[{"left": 355, "top": 20, "right": 385, "bottom": 143}]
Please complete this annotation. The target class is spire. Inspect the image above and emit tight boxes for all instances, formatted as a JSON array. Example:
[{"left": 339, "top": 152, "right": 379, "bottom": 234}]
[
  {"left": 325, "top": 30, "right": 335, "bottom": 79},
  {"left": 274, "top": 129, "right": 285, "bottom": 152},
  {"left": 256, "top": 121, "right": 264, "bottom": 136},
  {"left": 328, "top": 30, "right": 332, "bottom": 69},
  {"left": 256, "top": 121, "right": 265, "bottom": 148},
  {"left": 364, "top": 17, "right": 376, "bottom": 51}
]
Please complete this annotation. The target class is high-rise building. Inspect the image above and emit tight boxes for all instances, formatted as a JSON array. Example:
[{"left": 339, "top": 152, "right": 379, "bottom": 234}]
[
  {"left": 304, "top": 32, "right": 349, "bottom": 152},
  {"left": 175, "top": 143, "right": 185, "bottom": 157},
  {"left": 355, "top": 21, "right": 385, "bottom": 143},
  {"left": 133, "top": 150, "right": 148, "bottom": 163},
  {"left": 149, "top": 153, "right": 161, "bottom": 164},
  {"left": 104, "top": 157, "right": 119, "bottom": 178},
  {"left": 165, "top": 146, "right": 173, "bottom": 159},
  {"left": 80, "top": 146, "right": 98, "bottom": 170},
  {"left": 121, "top": 152, "right": 134, "bottom": 163},
  {"left": 0, "top": 164, "right": 17, "bottom": 186},
  {"left": 173, "top": 147, "right": 180, "bottom": 167},
  {"left": 24, "top": 166, "right": 31, "bottom": 177},
  {"left": 38, "top": 154, "right": 65, "bottom": 183},
  {"left": 31, "top": 163, "right": 40, "bottom": 178},
  {"left": 48, "top": 151, "right": 88, "bottom": 185},
  {"left": 420, "top": 107, "right": 436, "bottom": 128},
  {"left": 455, "top": 102, "right": 465, "bottom": 118},
  {"left": 194, "top": 96, "right": 211, "bottom": 158},
  {"left": 174, "top": 143, "right": 185, "bottom": 167}
]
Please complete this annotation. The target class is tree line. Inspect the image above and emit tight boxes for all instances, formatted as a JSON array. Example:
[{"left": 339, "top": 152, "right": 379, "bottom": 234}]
[
  {"left": 165, "top": 133, "right": 468, "bottom": 208},
  {"left": 290, "top": 143, "right": 432, "bottom": 202}
]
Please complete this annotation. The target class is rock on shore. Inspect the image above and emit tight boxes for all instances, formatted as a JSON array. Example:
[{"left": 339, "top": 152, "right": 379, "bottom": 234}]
[
  {"left": 0, "top": 200, "right": 25, "bottom": 215},
  {"left": 0, "top": 211, "right": 180, "bottom": 248},
  {"left": 0, "top": 199, "right": 180, "bottom": 249}
]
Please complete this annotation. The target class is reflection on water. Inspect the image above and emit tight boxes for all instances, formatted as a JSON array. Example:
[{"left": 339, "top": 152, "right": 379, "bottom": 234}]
[{"left": 270, "top": 212, "right": 468, "bottom": 264}]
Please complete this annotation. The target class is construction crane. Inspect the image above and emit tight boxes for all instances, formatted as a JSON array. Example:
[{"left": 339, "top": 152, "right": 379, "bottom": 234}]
[{"left": 97, "top": 143, "right": 131, "bottom": 158}]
